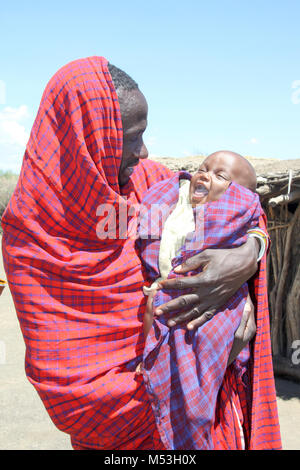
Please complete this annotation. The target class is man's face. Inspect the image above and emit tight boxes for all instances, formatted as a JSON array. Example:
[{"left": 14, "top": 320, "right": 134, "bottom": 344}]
[
  {"left": 118, "top": 89, "right": 148, "bottom": 187},
  {"left": 189, "top": 153, "right": 236, "bottom": 206}
]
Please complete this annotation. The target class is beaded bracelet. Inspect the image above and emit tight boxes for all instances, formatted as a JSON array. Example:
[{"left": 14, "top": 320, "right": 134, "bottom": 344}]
[{"left": 247, "top": 228, "right": 269, "bottom": 262}]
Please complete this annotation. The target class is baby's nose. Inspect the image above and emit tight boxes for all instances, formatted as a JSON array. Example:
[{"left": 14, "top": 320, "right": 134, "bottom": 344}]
[{"left": 199, "top": 171, "right": 211, "bottom": 182}]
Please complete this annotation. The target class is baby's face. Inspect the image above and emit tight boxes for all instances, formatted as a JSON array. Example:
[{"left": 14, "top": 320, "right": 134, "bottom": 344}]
[{"left": 189, "top": 152, "right": 243, "bottom": 206}]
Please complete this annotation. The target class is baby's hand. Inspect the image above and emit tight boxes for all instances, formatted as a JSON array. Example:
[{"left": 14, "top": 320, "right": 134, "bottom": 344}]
[{"left": 135, "top": 362, "right": 144, "bottom": 375}]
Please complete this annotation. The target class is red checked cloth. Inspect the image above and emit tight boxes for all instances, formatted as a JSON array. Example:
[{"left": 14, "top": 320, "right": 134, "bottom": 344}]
[{"left": 1, "top": 57, "right": 171, "bottom": 450}]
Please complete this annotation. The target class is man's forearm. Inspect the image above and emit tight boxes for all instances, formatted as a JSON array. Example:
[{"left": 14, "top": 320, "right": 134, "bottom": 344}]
[{"left": 243, "top": 236, "right": 259, "bottom": 278}]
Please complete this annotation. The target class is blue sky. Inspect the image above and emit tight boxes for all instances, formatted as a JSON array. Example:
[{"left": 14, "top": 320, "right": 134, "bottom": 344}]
[{"left": 1, "top": 0, "right": 300, "bottom": 172}]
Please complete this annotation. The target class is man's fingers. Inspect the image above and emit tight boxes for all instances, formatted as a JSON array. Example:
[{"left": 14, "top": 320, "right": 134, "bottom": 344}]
[
  {"left": 167, "top": 308, "right": 200, "bottom": 327},
  {"left": 186, "top": 310, "right": 216, "bottom": 330},
  {"left": 173, "top": 253, "right": 210, "bottom": 274},
  {"left": 154, "top": 293, "right": 200, "bottom": 316},
  {"left": 158, "top": 274, "right": 205, "bottom": 291},
  {"left": 167, "top": 307, "right": 216, "bottom": 329}
]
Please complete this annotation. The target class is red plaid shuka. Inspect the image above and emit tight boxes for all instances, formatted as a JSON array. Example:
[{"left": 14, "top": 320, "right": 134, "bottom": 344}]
[
  {"left": 1, "top": 57, "right": 172, "bottom": 450},
  {"left": 137, "top": 172, "right": 282, "bottom": 450}
]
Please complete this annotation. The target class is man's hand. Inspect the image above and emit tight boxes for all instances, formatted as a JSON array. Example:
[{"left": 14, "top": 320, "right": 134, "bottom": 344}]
[
  {"left": 227, "top": 294, "right": 256, "bottom": 366},
  {"left": 154, "top": 237, "right": 259, "bottom": 330}
]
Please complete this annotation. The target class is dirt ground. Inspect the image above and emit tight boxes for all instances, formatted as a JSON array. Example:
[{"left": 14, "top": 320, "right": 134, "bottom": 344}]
[{"left": 0, "top": 238, "right": 299, "bottom": 450}]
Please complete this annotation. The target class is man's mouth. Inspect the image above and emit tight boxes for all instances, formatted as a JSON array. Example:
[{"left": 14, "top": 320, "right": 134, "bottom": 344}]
[
  {"left": 128, "top": 160, "right": 139, "bottom": 168},
  {"left": 123, "top": 160, "right": 140, "bottom": 178}
]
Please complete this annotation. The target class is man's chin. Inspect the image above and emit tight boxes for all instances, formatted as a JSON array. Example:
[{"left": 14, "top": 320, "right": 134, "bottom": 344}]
[{"left": 119, "top": 167, "right": 135, "bottom": 187}]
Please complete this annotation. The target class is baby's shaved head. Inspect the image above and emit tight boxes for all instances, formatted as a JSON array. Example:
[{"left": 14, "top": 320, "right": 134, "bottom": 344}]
[
  {"left": 205, "top": 150, "right": 257, "bottom": 192},
  {"left": 190, "top": 149, "right": 257, "bottom": 206}
]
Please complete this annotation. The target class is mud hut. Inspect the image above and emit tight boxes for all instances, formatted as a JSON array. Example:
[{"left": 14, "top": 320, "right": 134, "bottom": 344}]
[{"left": 257, "top": 169, "right": 300, "bottom": 381}]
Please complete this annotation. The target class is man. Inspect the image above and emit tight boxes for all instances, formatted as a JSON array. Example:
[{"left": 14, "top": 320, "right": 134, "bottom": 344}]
[{"left": 1, "top": 57, "right": 281, "bottom": 449}]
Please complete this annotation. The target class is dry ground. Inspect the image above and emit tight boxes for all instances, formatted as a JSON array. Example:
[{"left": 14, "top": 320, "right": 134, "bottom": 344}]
[{"left": 1, "top": 235, "right": 300, "bottom": 450}]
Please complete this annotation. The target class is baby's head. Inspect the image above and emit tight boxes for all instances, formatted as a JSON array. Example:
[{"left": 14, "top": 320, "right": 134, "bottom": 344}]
[{"left": 189, "top": 150, "right": 257, "bottom": 206}]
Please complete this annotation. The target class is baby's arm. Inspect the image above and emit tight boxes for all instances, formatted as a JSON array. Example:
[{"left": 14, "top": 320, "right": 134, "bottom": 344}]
[
  {"left": 143, "top": 290, "right": 156, "bottom": 339},
  {"left": 135, "top": 289, "right": 157, "bottom": 375}
]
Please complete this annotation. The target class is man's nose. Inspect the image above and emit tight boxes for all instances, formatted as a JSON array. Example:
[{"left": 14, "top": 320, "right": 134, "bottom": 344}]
[{"left": 134, "top": 142, "right": 148, "bottom": 160}]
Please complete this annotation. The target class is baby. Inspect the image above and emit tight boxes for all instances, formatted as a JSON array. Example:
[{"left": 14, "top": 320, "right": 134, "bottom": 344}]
[
  {"left": 139, "top": 150, "right": 260, "bottom": 347},
  {"left": 135, "top": 150, "right": 268, "bottom": 449}
]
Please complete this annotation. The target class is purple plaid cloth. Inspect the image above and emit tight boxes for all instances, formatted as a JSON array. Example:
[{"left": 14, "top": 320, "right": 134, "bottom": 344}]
[{"left": 137, "top": 171, "right": 262, "bottom": 449}]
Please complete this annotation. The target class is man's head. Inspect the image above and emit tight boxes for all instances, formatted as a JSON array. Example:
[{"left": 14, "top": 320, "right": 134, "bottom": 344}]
[
  {"left": 189, "top": 150, "right": 257, "bottom": 206},
  {"left": 108, "top": 63, "right": 148, "bottom": 187}
]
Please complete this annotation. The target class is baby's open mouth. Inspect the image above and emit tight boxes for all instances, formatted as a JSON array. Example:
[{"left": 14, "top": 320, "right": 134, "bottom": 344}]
[
  {"left": 193, "top": 183, "right": 209, "bottom": 196},
  {"left": 190, "top": 182, "right": 209, "bottom": 205}
]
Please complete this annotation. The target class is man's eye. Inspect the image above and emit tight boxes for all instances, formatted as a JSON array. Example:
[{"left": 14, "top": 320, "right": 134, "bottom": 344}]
[
  {"left": 123, "top": 135, "right": 138, "bottom": 145},
  {"left": 128, "top": 132, "right": 143, "bottom": 143}
]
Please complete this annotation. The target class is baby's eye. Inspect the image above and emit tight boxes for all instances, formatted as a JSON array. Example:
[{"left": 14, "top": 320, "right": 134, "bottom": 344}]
[{"left": 217, "top": 174, "right": 228, "bottom": 180}]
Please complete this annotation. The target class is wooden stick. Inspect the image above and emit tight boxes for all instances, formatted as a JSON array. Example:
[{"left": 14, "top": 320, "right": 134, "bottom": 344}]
[
  {"left": 268, "top": 190, "right": 300, "bottom": 207},
  {"left": 256, "top": 185, "right": 271, "bottom": 196},
  {"left": 268, "top": 224, "right": 290, "bottom": 231}
]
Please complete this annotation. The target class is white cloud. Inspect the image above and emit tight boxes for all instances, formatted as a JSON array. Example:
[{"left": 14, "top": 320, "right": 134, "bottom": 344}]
[
  {"left": 0, "top": 105, "right": 30, "bottom": 146},
  {"left": 250, "top": 137, "right": 259, "bottom": 144},
  {"left": 0, "top": 105, "right": 30, "bottom": 172}
]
